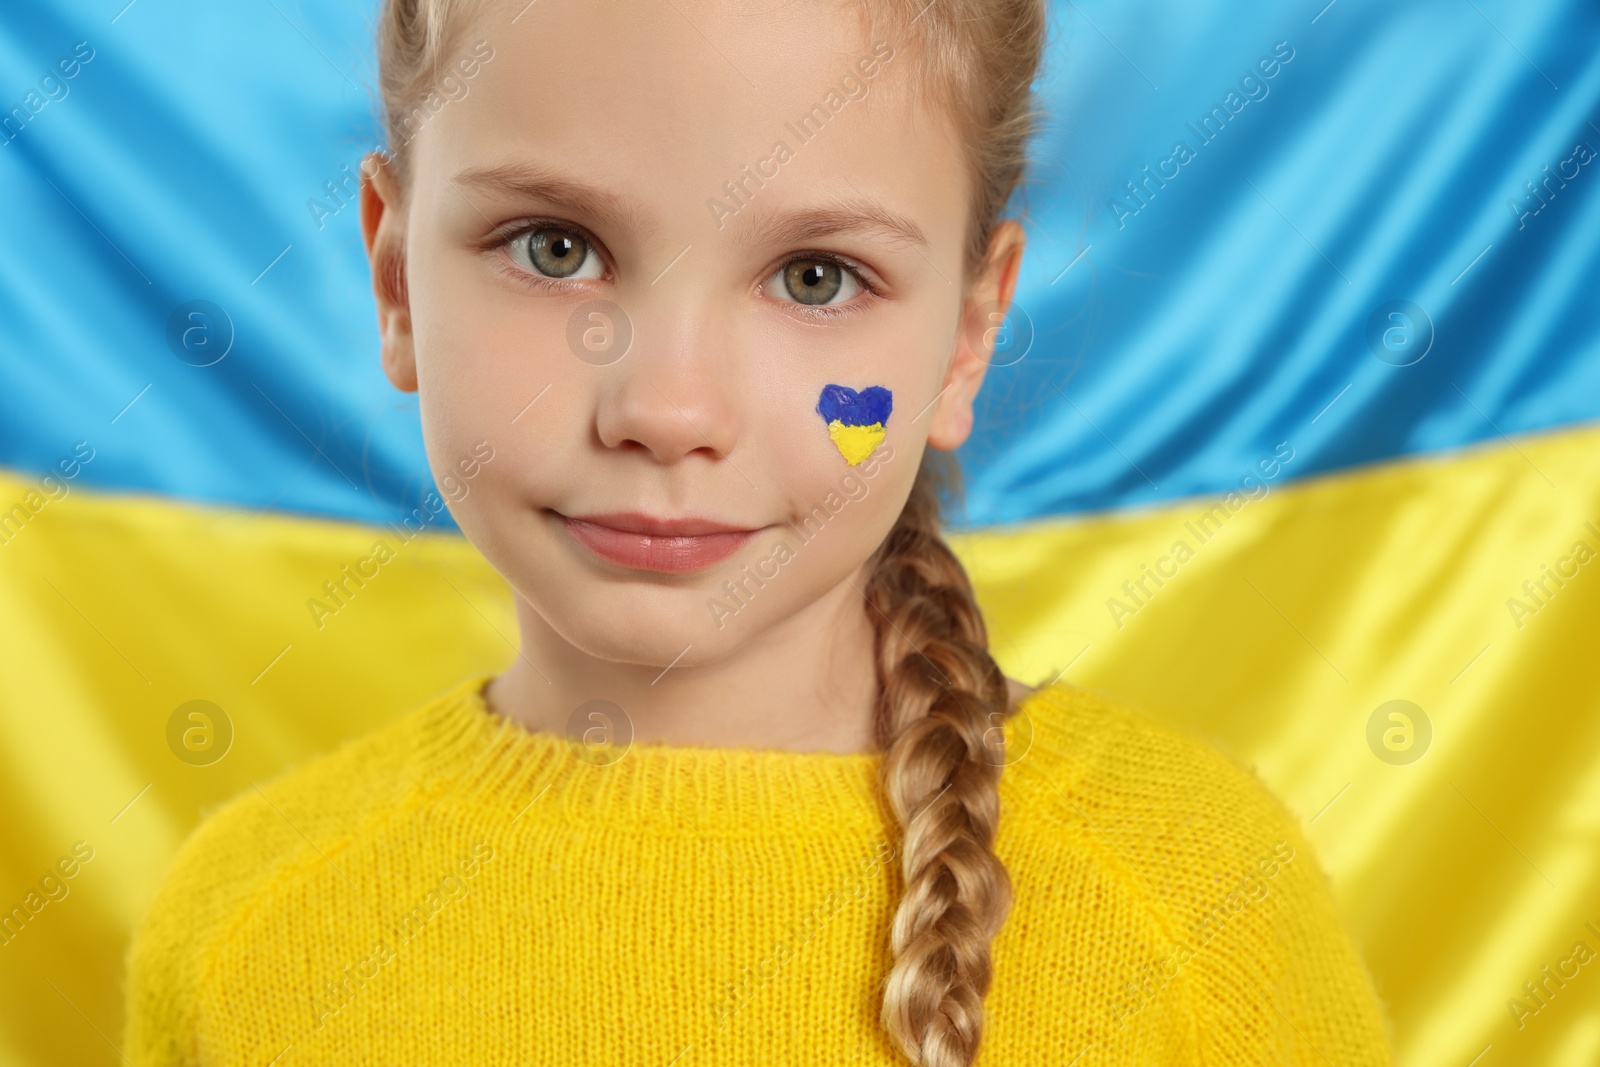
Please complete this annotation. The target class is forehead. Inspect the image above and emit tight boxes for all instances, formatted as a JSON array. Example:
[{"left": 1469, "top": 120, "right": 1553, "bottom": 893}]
[{"left": 411, "top": 0, "right": 967, "bottom": 240}]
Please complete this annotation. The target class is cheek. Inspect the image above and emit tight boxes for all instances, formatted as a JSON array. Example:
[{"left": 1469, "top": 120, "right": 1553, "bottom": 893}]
[
  {"left": 752, "top": 439, "right": 918, "bottom": 618},
  {"left": 738, "top": 309, "right": 944, "bottom": 582},
  {"left": 408, "top": 221, "right": 576, "bottom": 422},
  {"left": 759, "top": 304, "right": 947, "bottom": 469},
  {"left": 407, "top": 229, "right": 591, "bottom": 512},
  {"left": 426, "top": 393, "right": 583, "bottom": 561},
  {"left": 766, "top": 382, "right": 917, "bottom": 554}
]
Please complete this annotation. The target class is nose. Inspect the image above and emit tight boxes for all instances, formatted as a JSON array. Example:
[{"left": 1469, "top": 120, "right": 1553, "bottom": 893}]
[{"left": 592, "top": 290, "right": 744, "bottom": 466}]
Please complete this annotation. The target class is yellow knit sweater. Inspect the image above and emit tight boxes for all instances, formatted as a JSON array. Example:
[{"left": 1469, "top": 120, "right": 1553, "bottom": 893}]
[{"left": 124, "top": 673, "right": 1395, "bottom": 1065}]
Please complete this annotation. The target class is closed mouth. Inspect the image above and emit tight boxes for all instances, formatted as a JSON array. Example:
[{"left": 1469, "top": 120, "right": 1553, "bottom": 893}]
[{"left": 550, "top": 510, "right": 763, "bottom": 573}]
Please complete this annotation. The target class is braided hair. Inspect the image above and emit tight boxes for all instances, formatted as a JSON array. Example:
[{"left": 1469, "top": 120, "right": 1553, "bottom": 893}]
[{"left": 868, "top": 448, "right": 1019, "bottom": 1067}]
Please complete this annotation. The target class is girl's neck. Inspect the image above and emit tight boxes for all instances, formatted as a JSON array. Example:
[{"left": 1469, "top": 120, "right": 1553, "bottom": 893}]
[{"left": 486, "top": 571, "right": 884, "bottom": 756}]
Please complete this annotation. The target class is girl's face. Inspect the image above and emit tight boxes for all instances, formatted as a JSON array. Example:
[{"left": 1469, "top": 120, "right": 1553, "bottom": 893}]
[{"left": 363, "top": 0, "right": 1022, "bottom": 671}]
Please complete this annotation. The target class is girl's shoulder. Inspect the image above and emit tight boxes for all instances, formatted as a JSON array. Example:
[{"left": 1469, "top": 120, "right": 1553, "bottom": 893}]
[
  {"left": 998, "top": 682, "right": 1394, "bottom": 1062},
  {"left": 184, "top": 673, "right": 486, "bottom": 868},
  {"left": 999, "top": 678, "right": 1338, "bottom": 919},
  {"left": 123, "top": 673, "right": 489, "bottom": 1063},
  {"left": 1005, "top": 678, "right": 1305, "bottom": 834}
]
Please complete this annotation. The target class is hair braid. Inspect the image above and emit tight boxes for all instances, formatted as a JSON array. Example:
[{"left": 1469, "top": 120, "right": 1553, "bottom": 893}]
[{"left": 867, "top": 448, "right": 1017, "bottom": 1067}]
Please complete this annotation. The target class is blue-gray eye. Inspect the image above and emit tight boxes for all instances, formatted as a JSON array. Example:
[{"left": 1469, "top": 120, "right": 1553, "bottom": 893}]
[{"left": 509, "top": 226, "right": 602, "bottom": 280}]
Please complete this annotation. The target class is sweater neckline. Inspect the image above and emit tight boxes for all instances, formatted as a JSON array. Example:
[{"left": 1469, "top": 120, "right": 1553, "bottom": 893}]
[{"left": 412, "top": 671, "right": 1066, "bottom": 837}]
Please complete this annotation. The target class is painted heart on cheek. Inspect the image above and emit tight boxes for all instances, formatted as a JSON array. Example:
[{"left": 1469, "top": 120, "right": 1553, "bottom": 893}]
[{"left": 816, "top": 384, "right": 893, "bottom": 466}]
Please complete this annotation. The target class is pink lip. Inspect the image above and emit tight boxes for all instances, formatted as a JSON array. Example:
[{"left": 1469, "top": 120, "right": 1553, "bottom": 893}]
[{"left": 554, "top": 511, "right": 760, "bottom": 573}]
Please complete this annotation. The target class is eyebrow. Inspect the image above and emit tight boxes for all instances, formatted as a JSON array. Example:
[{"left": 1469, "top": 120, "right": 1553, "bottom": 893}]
[
  {"left": 737, "top": 196, "right": 929, "bottom": 251},
  {"left": 452, "top": 162, "right": 662, "bottom": 240},
  {"left": 451, "top": 163, "right": 928, "bottom": 251}
]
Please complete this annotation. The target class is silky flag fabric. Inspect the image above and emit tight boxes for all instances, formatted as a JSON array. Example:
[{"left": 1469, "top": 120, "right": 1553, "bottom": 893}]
[{"left": 1, "top": 1, "right": 1598, "bottom": 1066}]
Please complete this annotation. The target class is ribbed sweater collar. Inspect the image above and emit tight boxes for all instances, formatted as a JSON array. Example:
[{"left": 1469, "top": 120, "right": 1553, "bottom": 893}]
[
  {"left": 410, "top": 673, "right": 885, "bottom": 837},
  {"left": 407, "top": 672, "right": 1074, "bottom": 839}
]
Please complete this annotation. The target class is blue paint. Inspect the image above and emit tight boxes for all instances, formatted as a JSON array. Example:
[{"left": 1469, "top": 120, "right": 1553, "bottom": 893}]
[{"left": 816, "top": 384, "right": 893, "bottom": 427}]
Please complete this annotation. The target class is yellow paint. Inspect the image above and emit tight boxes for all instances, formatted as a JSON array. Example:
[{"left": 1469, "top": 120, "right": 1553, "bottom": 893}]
[{"left": 827, "top": 420, "right": 885, "bottom": 465}]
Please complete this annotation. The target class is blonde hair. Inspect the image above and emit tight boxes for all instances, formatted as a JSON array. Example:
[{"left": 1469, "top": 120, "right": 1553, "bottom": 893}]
[{"left": 373, "top": 2, "right": 1047, "bottom": 1063}]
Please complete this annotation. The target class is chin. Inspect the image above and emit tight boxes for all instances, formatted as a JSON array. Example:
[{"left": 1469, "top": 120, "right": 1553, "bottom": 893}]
[{"left": 524, "top": 583, "right": 752, "bottom": 669}]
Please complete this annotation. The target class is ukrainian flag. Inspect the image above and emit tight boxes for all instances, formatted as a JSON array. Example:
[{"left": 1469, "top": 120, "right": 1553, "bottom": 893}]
[{"left": 1, "top": 2, "right": 1597, "bottom": 1065}]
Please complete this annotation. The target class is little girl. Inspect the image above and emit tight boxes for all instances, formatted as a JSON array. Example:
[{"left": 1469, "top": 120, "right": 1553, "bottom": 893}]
[{"left": 125, "top": 0, "right": 1395, "bottom": 1063}]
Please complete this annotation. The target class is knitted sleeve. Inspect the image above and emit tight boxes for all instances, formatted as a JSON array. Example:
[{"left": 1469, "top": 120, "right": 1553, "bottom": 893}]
[
  {"left": 122, "top": 701, "right": 434, "bottom": 1064},
  {"left": 1067, "top": 692, "right": 1398, "bottom": 1066},
  {"left": 1175, "top": 753, "right": 1395, "bottom": 1064},
  {"left": 122, "top": 788, "right": 281, "bottom": 1066}
]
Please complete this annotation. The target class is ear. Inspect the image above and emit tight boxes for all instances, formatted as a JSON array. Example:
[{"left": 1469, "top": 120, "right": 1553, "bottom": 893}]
[
  {"left": 360, "top": 151, "right": 418, "bottom": 394},
  {"left": 926, "top": 219, "right": 1026, "bottom": 451}
]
